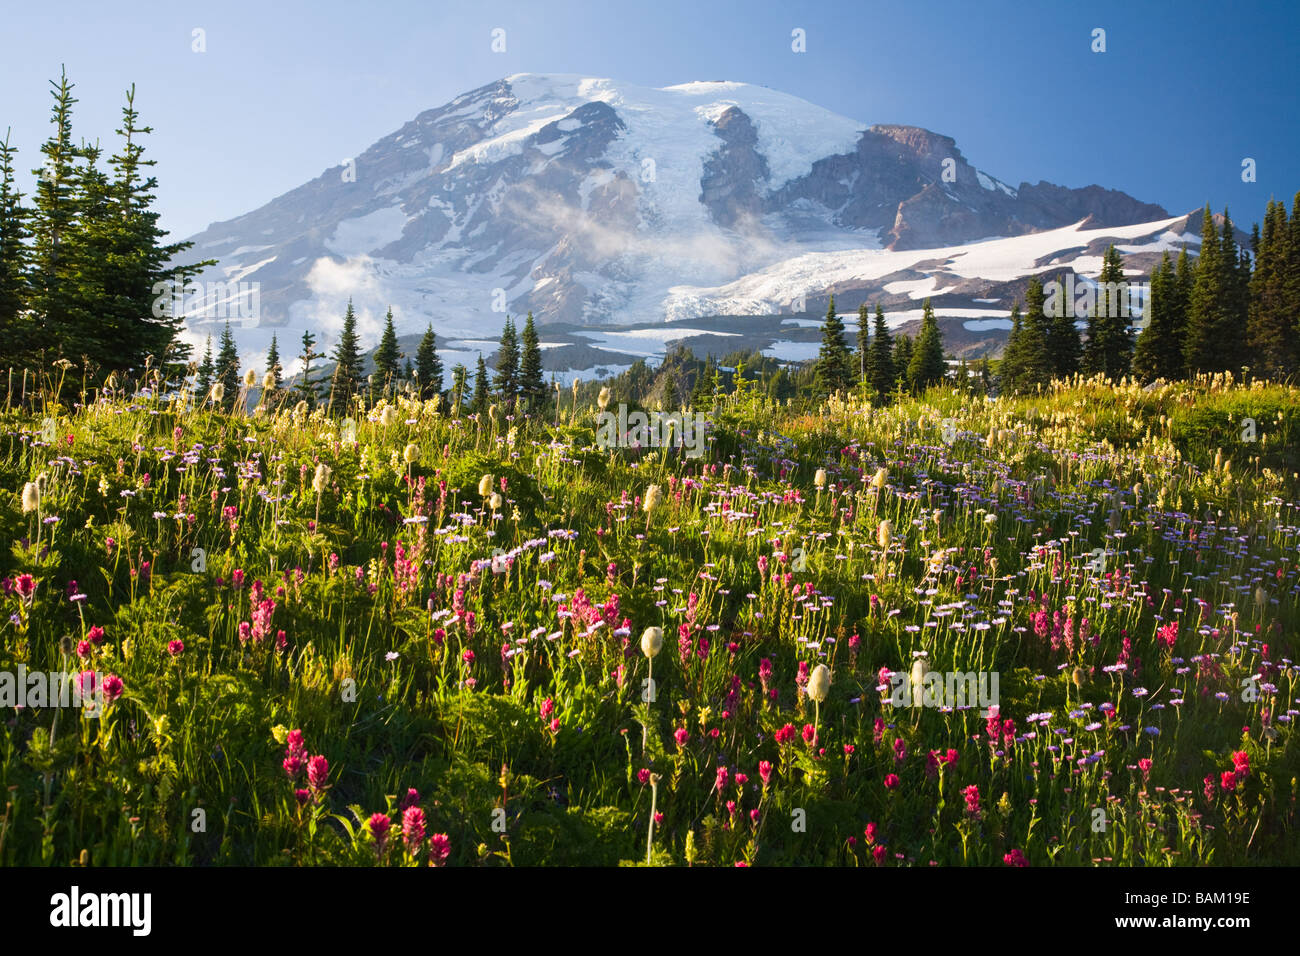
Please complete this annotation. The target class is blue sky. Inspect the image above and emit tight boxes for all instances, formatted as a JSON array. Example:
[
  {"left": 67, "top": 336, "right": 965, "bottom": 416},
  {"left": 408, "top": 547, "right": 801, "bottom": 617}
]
[{"left": 3, "top": 0, "right": 1297, "bottom": 240}]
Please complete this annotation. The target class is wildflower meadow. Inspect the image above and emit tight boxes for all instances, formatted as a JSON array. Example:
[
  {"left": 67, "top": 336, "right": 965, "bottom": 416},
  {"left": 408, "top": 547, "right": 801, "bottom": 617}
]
[{"left": 2, "top": 368, "right": 1297, "bottom": 868}]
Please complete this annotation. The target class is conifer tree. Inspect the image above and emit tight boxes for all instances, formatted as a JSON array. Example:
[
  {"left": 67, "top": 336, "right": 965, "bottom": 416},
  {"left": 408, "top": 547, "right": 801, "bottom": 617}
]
[
  {"left": 1134, "top": 253, "right": 1173, "bottom": 382},
  {"left": 856, "top": 302, "right": 871, "bottom": 389},
  {"left": 295, "top": 329, "right": 318, "bottom": 408},
  {"left": 450, "top": 362, "right": 468, "bottom": 412},
  {"left": 373, "top": 306, "right": 401, "bottom": 391},
  {"left": 1247, "top": 199, "right": 1298, "bottom": 378},
  {"left": 1082, "top": 246, "right": 1133, "bottom": 378},
  {"left": 868, "top": 304, "right": 894, "bottom": 400},
  {"left": 215, "top": 320, "right": 240, "bottom": 410},
  {"left": 28, "top": 69, "right": 80, "bottom": 362},
  {"left": 471, "top": 354, "right": 490, "bottom": 416},
  {"left": 518, "top": 312, "right": 546, "bottom": 411},
  {"left": 415, "top": 324, "right": 444, "bottom": 399},
  {"left": 1185, "top": 207, "right": 1228, "bottom": 375},
  {"left": 494, "top": 316, "right": 519, "bottom": 406},
  {"left": 1045, "top": 272, "right": 1082, "bottom": 378},
  {"left": 0, "top": 129, "right": 30, "bottom": 361},
  {"left": 195, "top": 334, "right": 215, "bottom": 398},
  {"left": 1019, "top": 280, "right": 1052, "bottom": 390},
  {"left": 893, "top": 334, "right": 913, "bottom": 389},
  {"left": 907, "top": 299, "right": 947, "bottom": 391},
  {"left": 266, "top": 333, "right": 283, "bottom": 391},
  {"left": 813, "top": 294, "right": 853, "bottom": 395},
  {"left": 329, "top": 299, "right": 364, "bottom": 413}
]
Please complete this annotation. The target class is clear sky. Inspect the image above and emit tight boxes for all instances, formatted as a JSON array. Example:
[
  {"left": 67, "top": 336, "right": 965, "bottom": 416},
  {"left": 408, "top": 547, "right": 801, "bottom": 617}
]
[{"left": 3, "top": 0, "right": 1297, "bottom": 240}]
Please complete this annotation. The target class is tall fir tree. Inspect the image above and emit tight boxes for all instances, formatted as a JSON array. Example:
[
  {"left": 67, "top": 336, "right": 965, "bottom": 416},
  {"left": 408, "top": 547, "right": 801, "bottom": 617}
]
[
  {"left": 28, "top": 69, "right": 80, "bottom": 364},
  {"left": 415, "top": 323, "right": 444, "bottom": 399},
  {"left": 294, "top": 329, "right": 318, "bottom": 408},
  {"left": 493, "top": 316, "right": 519, "bottom": 406},
  {"left": 101, "top": 85, "right": 209, "bottom": 375},
  {"left": 907, "top": 299, "right": 947, "bottom": 391},
  {"left": 1020, "top": 280, "right": 1052, "bottom": 390},
  {"left": 0, "top": 129, "right": 30, "bottom": 362},
  {"left": 1045, "top": 272, "right": 1082, "bottom": 378},
  {"left": 893, "top": 334, "right": 913, "bottom": 389},
  {"left": 449, "top": 362, "right": 468, "bottom": 412},
  {"left": 1000, "top": 303, "right": 1026, "bottom": 394},
  {"left": 1133, "top": 253, "right": 1177, "bottom": 382},
  {"left": 868, "top": 304, "right": 894, "bottom": 400},
  {"left": 266, "top": 333, "right": 283, "bottom": 391},
  {"left": 517, "top": 312, "right": 546, "bottom": 412},
  {"left": 373, "top": 306, "right": 401, "bottom": 391},
  {"left": 813, "top": 294, "right": 853, "bottom": 395},
  {"left": 215, "top": 320, "right": 240, "bottom": 410},
  {"left": 1082, "top": 246, "right": 1133, "bottom": 378},
  {"left": 1185, "top": 207, "right": 1230, "bottom": 375},
  {"left": 195, "top": 334, "right": 215, "bottom": 398},
  {"left": 471, "top": 354, "right": 490, "bottom": 416},
  {"left": 1247, "top": 199, "right": 1298, "bottom": 378},
  {"left": 855, "top": 302, "right": 871, "bottom": 389},
  {"left": 329, "top": 299, "right": 364, "bottom": 413}
]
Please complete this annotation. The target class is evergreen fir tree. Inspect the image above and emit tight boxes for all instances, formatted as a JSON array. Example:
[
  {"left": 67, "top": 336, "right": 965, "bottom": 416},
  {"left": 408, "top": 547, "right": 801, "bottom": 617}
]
[
  {"left": 0, "top": 129, "right": 30, "bottom": 362},
  {"left": 1000, "top": 303, "right": 1026, "bottom": 394},
  {"left": 893, "top": 334, "right": 913, "bottom": 389},
  {"left": 1083, "top": 246, "right": 1133, "bottom": 378},
  {"left": 907, "top": 299, "right": 947, "bottom": 391},
  {"left": 1247, "top": 199, "right": 1297, "bottom": 378},
  {"left": 266, "top": 333, "right": 283, "bottom": 391},
  {"left": 215, "top": 320, "right": 240, "bottom": 410},
  {"left": 28, "top": 69, "right": 81, "bottom": 363},
  {"left": 493, "top": 316, "right": 519, "bottom": 406},
  {"left": 856, "top": 302, "right": 871, "bottom": 389},
  {"left": 415, "top": 324, "right": 444, "bottom": 399},
  {"left": 1045, "top": 272, "right": 1082, "bottom": 378},
  {"left": 450, "top": 362, "right": 468, "bottom": 412},
  {"left": 471, "top": 354, "right": 490, "bottom": 416},
  {"left": 195, "top": 334, "right": 215, "bottom": 398},
  {"left": 295, "top": 329, "right": 318, "bottom": 408},
  {"left": 329, "top": 299, "right": 364, "bottom": 413},
  {"left": 373, "top": 306, "right": 401, "bottom": 391},
  {"left": 1133, "top": 253, "right": 1173, "bottom": 382},
  {"left": 813, "top": 295, "right": 853, "bottom": 395},
  {"left": 517, "top": 312, "right": 546, "bottom": 411},
  {"left": 1019, "top": 282, "right": 1052, "bottom": 390},
  {"left": 868, "top": 304, "right": 894, "bottom": 400},
  {"left": 1185, "top": 206, "right": 1228, "bottom": 375}
]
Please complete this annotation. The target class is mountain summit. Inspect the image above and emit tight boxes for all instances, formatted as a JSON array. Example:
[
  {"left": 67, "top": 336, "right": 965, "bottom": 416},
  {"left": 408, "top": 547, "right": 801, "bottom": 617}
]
[{"left": 181, "top": 73, "right": 1187, "bottom": 365}]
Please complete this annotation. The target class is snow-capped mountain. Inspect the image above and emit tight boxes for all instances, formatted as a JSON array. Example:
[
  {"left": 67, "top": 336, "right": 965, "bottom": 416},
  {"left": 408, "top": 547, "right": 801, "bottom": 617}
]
[{"left": 179, "top": 73, "right": 1196, "bottom": 371}]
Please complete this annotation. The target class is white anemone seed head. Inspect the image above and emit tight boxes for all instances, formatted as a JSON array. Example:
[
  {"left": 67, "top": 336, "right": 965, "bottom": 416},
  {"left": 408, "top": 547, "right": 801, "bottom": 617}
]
[
  {"left": 210, "top": 382, "right": 225, "bottom": 402},
  {"left": 403, "top": 442, "right": 419, "bottom": 464},
  {"left": 489, "top": 492, "right": 503, "bottom": 511},
  {"left": 312, "top": 463, "right": 332, "bottom": 494},
  {"left": 381, "top": 406, "right": 398, "bottom": 427},
  {"left": 643, "top": 484, "right": 662, "bottom": 514},
  {"left": 262, "top": 371, "right": 276, "bottom": 390},
  {"left": 814, "top": 468, "right": 827, "bottom": 489},
  {"left": 807, "top": 663, "right": 831, "bottom": 703},
  {"left": 597, "top": 386, "right": 611, "bottom": 410},
  {"left": 877, "top": 519, "right": 893, "bottom": 549},
  {"left": 244, "top": 368, "right": 257, "bottom": 388},
  {"left": 641, "top": 626, "right": 663, "bottom": 658},
  {"left": 21, "top": 481, "right": 40, "bottom": 513},
  {"left": 478, "top": 474, "right": 494, "bottom": 497}
]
